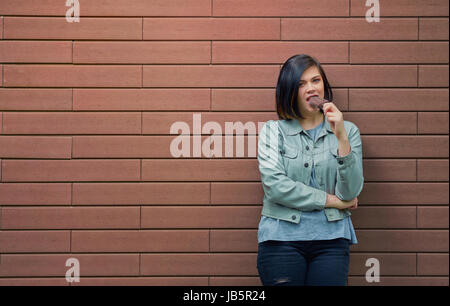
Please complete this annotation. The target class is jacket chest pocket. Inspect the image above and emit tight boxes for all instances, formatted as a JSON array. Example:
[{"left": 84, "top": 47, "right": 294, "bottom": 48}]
[
  {"left": 280, "top": 144, "right": 298, "bottom": 159},
  {"left": 281, "top": 144, "right": 307, "bottom": 181}
]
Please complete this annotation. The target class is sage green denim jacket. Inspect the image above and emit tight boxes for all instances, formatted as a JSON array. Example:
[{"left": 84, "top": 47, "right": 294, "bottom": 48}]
[{"left": 257, "top": 116, "right": 364, "bottom": 224}]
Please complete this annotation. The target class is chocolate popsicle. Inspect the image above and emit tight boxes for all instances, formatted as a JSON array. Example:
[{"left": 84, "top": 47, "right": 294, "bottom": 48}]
[{"left": 308, "top": 96, "right": 327, "bottom": 110}]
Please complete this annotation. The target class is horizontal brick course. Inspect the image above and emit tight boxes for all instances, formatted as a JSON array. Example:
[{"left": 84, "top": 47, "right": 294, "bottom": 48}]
[
  {"left": 4, "top": 17, "right": 143, "bottom": 40},
  {"left": 0, "top": 0, "right": 212, "bottom": 16}
]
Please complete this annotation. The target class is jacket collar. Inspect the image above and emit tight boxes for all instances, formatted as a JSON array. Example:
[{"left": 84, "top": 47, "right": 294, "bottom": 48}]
[{"left": 285, "top": 115, "right": 333, "bottom": 137}]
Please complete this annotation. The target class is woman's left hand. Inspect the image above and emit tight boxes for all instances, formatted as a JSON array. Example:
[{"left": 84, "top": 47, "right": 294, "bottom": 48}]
[
  {"left": 349, "top": 197, "right": 359, "bottom": 210},
  {"left": 323, "top": 102, "right": 346, "bottom": 140}
]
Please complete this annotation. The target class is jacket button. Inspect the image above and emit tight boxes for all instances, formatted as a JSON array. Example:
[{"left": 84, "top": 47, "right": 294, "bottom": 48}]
[
  {"left": 292, "top": 215, "right": 296, "bottom": 220},
  {"left": 338, "top": 160, "right": 344, "bottom": 165},
  {"left": 304, "top": 163, "right": 309, "bottom": 168},
  {"left": 306, "top": 146, "right": 310, "bottom": 150}
]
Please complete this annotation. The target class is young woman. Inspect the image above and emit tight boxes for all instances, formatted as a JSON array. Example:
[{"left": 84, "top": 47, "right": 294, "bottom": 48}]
[{"left": 256, "top": 54, "right": 364, "bottom": 286}]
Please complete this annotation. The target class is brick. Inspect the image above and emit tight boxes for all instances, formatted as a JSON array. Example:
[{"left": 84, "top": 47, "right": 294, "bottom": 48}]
[
  {"left": 71, "top": 277, "right": 208, "bottom": 286},
  {"left": 0, "top": 89, "right": 72, "bottom": 111},
  {"left": 349, "top": 276, "right": 449, "bottom": 286},
  {"left": 211, "top": 230, "right": 258, "bottom": 252},
  {"left": 418, "top": 112, "right": 449, "bottom": 134},
  {"left": 0, "top": 0, "right": 211, "bottom": 16},
  {"left": 349, "top": 89, "right": 449, "bottom": 111},
  {"left": 2, "top": 112, "right": 141, "bottom": 134},
  {"left": 73, "top": 41, "right": 210, "bottom": 64},
  {"left": 417, "top": 159, "right": 449, "bottom": 181},
  {"left": 0, "top": 41, "right": 72, "bottom": 63},
  {"left": 212, "top": 88, "right": 348, "bottom": 111},
  {"left": 1, "top": 160, "right": 140, "bottom": 182},
  {"left": 143, "top": 65, "right": 279, "bottom": 87},
  {"left": 4, "top": 17, "right": 142, "bottom": 40},
  {"left": 323, "top": 65, "right": 417, "bottom": 87},
  {"left": 74, "top": 89, "right": 210, "bottom": 111},
  {"left": 0, "top": 231, "right": 70, "bottom": 252},
  {"left": 282, "top": 18, "right": 418, "bottom": 40},
  {"left": 0, "top": 278, "right": 68, "bottom": 286},
  {"left": 419, "top": 18, "right": 449, "bottom": 40},
  {"left": 350, "top": 42, "right": 449, "bottom": 64},
  {"left": 73, "top": 183, "right": 209, "bottom": 205},
  {"left": 3, "top": 65, "right": 142, "bottom": 88},
  {"left": 0, "top": 254, "right": 139, "bottom": 277},
  {"left": 419, "top": 65, "right": 449, "bottom": 87},
  {"left": 359, "top": 183, "right": 449, "bottom": 205},
  {"left": 363, "top": 159, "right": 416, "bottom": 182},
  {"left": 72, "top": 230, "right": 209, "bottom": 252},
  {"left": 417, "top": 207, "right": 449, "bottom": 228},
  {"left": 350, "top": 207, "right": 417, "bottom": 229},
  {"left": 141, "top": 206, "right": 260, "bottom": 228},
  {"left": 0, "top": 183, "right": 71, "bottom": 206},
  {"left": 0, "top": 17, "right": 3, "bottom": 39},
  {"left": 0, "top": 136, "right": 72, "bottom": 158},
  {"left": 141, "top": 254, "right": 258, "bottom": 276},
  {"left": 1, "top": 207, "right": 140, "bottom": 229},
  {"left": 142, "top": 160, "right": 260, "bottom": 181},
  {"left": 362, "top": 136, "right": 449, "bottom": 158},
  {"left": 142, "top": 112, "right": 276, "bottom": 135},
  {"left": 213, "top": 0, "right": 349, "bottom": 16},
  {"left": 211, "top": 183, "right": 264, "bottom": 205},
  {"left": 351, "top": 0, "right": 449, "bottom": 17},
  {"left": 345, "top": 112, "right": 417, "bottom": 134},
  {"left": 73, "top": 136, "right": 211, "bottom": 158},
  {"left": 352, "top": 230, "right": 449, "bottom": 252},
  {"left": 349, "top": 254, "right": 416, "bottom": 276},
  {"left": 212, "top": 42, "right": 348, "bottom": 64},
  {"left": 144, "top": 18, "right": 280, "bottom": 40},
  {"left": 418, "top": 254, "right": 449, "bottom": 275}
]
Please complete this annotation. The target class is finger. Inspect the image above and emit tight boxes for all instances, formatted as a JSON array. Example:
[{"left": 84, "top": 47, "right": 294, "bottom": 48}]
[
  {"left": 322, "top": 103, "right": 333, "bottom": 114},
  {"left": 323, "top": 102, "right": 336, "bottom": 111},
  {"left": 326, "top": 115, "right": 338, "bottom": 122}
]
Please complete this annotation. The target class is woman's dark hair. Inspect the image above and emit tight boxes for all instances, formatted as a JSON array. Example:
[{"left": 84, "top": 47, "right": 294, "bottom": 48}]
[{"left": 275, "top": 54, "right": 333, "bottom": 120}]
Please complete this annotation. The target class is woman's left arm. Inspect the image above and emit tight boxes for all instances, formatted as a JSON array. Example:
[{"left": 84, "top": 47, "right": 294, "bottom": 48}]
[{"left": 323, "top": 103, "right": 365, "bottom": 201}]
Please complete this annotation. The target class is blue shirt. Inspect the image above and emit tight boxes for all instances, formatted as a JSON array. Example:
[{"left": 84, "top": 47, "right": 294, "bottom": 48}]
[{"left": 257, "top": 119, "right": 358, "bottom": 245}]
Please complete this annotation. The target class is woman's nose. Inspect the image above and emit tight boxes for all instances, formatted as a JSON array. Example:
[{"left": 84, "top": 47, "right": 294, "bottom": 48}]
[{"left": 305, "top": 82, "right": 315, "bottom": 91}]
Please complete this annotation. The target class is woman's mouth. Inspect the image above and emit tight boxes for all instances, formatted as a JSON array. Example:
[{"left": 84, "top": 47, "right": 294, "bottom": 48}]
[{"left": 306, "top": 95, "right": 319, "bottom": 102}]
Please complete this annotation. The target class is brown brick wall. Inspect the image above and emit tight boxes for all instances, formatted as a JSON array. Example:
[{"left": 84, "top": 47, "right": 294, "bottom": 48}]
[{"left": 0, "top": 0, "right": 448, "bottom": 286}]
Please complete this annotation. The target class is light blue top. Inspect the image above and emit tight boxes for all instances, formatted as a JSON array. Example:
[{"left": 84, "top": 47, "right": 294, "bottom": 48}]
[{"left": 257, "top": 119, "right": 358, "bottom": 245}]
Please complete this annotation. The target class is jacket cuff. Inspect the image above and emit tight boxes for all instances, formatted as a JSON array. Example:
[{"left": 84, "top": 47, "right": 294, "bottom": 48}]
[
  {"left": 314, "top": 189, "right": 327, "bottom": 210},
  {"left": 331, "top": 147, "right": 356, "bottom": 170}
]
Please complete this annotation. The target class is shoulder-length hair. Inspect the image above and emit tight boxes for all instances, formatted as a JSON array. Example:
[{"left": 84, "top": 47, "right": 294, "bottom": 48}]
[{"left": 275, "top": 54, "right": 333, "bottom": 120}]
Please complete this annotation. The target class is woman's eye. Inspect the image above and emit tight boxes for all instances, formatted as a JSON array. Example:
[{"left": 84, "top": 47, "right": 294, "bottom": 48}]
[{"left": 314, "top": 79, "right": 320, "bottom": 82}]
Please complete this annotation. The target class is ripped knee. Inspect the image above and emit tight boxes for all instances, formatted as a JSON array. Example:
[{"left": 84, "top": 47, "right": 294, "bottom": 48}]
[{"left": 274, "top": 277, "right": 290, "bottom": 285}]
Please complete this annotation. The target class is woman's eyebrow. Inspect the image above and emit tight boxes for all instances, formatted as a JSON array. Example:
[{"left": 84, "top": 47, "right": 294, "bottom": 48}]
[{"left": 299, "top": 75, "right": 321, "bottom": 82}]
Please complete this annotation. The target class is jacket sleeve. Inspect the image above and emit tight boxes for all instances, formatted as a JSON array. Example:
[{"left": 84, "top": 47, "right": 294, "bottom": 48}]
[
  {"left": 257, "top": 120, "right": 327, "bottom": 211},
  {"left": 332, "top": 123, "right": 365, "bottom": 201}
]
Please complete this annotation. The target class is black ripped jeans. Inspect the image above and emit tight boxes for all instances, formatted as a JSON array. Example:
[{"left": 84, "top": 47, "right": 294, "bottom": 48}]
[{"left": 257, "top": 238, "right": 350, "bottom": 286}]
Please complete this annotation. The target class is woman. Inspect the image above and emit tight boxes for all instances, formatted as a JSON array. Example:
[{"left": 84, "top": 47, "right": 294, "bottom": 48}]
[{"left": 256, "top": 54, "right": 364, "bottom": 286}]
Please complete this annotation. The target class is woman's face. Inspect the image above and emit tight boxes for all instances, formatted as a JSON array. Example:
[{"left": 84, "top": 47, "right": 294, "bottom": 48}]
[{"left": 297, "top": 65, "right": 325, "bottom": 115}]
